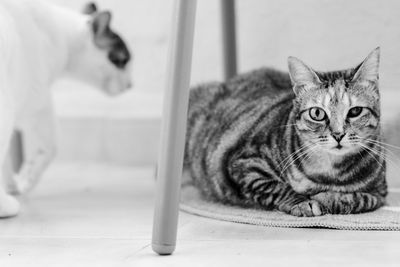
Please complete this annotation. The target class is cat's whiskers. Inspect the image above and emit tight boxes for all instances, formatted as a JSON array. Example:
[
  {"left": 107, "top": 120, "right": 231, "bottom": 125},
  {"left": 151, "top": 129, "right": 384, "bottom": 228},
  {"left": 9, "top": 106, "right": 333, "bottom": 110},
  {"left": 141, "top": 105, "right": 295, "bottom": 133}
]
[
  {"left": 356, "top": 135, "right": 400, "bottom": 162},
  {"left": 278, "top": 143, "right": 311, "bottom": 168},
  {"left": 278, "top": 141, "right": 317, "bottom": 169},
  {"left": 363, "top": 139, "right": 397, "bottom": 157},
  {"left": 358, "top": 143, "right": 385, "bottom": 169},
  {"left": 360, "top": 138, "right": 400, "bottom": 172},
  {"left": 280, "top": 143, "right": 317, "bottom": 176},
  {"left": 296, "top": 145, "right": 319, "bottom": 168},
  {"left": 355, "top": 148, "right": 365, "bottom": 163},
  {"left": 363, "top": 138, "right": 400, "bottom": 150}
]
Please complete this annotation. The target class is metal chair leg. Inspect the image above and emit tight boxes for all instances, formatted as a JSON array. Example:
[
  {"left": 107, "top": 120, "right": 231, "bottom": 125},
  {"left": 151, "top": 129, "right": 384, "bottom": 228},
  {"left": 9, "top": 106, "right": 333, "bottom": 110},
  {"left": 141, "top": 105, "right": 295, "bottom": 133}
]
[
  {"left": 221, "top": 0, "right": 237, "bottom": 80},
  {"left": 151, "top": 0, "right": 197, "bottom": 256}
]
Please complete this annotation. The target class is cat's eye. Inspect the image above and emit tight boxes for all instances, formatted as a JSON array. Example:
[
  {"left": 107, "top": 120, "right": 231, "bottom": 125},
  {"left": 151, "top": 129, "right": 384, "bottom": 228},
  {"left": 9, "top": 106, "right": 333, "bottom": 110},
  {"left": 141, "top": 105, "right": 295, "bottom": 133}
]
[
  {"left": 309, "top": 107, "right": 326, "bottom": 121},
  {"left": 347, "top": 107, "right": 363, "bottom": 118}
]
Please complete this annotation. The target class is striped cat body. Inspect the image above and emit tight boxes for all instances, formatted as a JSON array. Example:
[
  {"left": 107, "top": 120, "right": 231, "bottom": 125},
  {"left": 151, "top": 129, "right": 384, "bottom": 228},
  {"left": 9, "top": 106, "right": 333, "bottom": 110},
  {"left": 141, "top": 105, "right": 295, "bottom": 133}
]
[{"left": 185, "top": 48, "right": 387, "bottom": 216}]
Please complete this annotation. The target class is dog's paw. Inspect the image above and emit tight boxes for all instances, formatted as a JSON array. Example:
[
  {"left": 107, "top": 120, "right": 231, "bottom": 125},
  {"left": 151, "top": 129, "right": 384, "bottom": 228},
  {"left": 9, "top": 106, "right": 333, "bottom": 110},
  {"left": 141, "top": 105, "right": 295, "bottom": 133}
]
[{"left": 0, "top": 194, "right": 20, "bottom": 218}]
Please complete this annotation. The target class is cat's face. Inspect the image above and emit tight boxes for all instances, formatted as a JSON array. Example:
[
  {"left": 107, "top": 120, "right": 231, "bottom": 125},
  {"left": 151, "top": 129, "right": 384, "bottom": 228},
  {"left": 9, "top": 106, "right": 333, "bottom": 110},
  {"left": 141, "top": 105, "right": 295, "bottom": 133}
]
[
  {"left": 288, "top": 48, "right": 381, "bottom": 156},
  {"left": 73, "top": 3, "right": 132, "bottom": 96}
]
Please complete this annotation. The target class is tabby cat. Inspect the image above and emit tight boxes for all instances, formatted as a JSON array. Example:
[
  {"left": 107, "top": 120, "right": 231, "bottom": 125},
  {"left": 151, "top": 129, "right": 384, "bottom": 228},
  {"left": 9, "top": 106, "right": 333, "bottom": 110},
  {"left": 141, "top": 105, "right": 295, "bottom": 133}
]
[{"left": 185, "top": 48, "right": 387, "bottom": 216}]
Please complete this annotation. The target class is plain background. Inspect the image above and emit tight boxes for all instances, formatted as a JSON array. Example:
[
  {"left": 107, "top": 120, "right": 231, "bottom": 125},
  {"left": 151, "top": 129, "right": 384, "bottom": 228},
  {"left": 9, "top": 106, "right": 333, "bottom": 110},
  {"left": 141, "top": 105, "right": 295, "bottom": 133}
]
[{"left": 53, "top": 0, "right": 400, "bottom": 93}]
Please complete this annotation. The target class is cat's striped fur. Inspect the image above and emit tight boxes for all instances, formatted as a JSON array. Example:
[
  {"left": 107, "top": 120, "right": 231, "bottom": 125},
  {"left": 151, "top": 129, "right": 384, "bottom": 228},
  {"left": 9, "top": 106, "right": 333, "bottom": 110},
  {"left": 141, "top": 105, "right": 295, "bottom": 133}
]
[{"left": 184, "top": 48, "right": 387, "bottom": 216}]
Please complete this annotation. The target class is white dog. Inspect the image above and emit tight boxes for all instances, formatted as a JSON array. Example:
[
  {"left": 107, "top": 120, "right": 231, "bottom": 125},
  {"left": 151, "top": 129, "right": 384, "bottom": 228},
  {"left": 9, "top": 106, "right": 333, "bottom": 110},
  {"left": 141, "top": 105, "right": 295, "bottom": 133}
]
[{"left": 0, "top": 0, "right": 132, "bottom": 217}]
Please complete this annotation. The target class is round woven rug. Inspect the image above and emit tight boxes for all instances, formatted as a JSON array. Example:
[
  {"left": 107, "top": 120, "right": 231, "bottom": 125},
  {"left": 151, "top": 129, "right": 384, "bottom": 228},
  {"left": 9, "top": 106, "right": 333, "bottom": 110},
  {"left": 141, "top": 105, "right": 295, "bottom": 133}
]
[{"left": 180, "top": 180, "right": 400, "bottom": 230}]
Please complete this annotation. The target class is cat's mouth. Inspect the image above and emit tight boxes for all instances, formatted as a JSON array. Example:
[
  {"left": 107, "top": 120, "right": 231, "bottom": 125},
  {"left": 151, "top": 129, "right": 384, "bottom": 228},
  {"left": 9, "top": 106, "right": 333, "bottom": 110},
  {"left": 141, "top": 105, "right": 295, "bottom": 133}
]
[{"left": 328, "top": 144, "right": 351, "bottom": 155}]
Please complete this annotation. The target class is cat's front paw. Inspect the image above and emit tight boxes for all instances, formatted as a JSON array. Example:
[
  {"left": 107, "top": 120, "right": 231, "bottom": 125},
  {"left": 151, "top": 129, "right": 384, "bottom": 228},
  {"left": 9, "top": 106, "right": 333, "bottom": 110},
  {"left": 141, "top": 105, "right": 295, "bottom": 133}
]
[
  {"left": 311, "top": 191, "right": 383, "bottom": 214},
  {"left": 311, "top": 192, "right": 338, "bottom": 214},
  {"left": 287, "top": 200, "right": 324, "bottom": 217}
]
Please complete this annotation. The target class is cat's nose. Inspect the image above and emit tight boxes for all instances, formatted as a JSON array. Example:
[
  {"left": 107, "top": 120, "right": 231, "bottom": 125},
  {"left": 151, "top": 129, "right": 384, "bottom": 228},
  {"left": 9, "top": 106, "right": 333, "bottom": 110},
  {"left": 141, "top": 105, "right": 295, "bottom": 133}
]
[{"left": 332, "top": 132, "right": 345, "bottom": 143}]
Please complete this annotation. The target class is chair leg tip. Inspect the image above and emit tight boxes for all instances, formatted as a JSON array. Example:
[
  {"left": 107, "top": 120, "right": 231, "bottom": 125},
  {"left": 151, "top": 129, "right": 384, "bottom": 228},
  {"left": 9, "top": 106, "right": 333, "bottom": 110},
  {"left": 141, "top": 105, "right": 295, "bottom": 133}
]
[{"left": 152, "top": 243, "right": 176, "bottom": 255}]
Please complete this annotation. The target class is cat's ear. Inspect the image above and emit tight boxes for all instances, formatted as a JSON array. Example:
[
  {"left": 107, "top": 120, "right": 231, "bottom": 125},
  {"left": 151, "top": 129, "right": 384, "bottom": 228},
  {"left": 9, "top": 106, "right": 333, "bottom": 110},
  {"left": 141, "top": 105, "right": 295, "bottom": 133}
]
[
  {"left": 92, "top": 11, "right": 112, "bottom": 36},
  {"left": 288, "top": 57, "right": 321, "bottom": 95},
  {"left": 351, "top": 47, "right": 380, "bottom": 84},
  {"left": 83, "top": 2, "right": 98, "bottom": 15}
]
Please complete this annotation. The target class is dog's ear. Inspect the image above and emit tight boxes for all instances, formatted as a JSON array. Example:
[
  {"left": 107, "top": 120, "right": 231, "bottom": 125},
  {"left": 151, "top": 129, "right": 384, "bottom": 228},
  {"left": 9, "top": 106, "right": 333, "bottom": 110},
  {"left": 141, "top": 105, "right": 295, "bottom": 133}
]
[
  {"left": 83, "top": 2, "right": 98, "bottom": 15},
  {"left": 92, "top": 11, "right": 112, "bottom": 37}
]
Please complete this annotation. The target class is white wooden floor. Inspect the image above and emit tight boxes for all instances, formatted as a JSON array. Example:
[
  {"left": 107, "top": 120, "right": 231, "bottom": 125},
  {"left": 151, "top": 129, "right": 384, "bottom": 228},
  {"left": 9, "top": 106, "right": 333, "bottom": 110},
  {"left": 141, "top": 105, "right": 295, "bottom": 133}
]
[{"left": 0, "top": 162, "right": 400, "bottom": 266}]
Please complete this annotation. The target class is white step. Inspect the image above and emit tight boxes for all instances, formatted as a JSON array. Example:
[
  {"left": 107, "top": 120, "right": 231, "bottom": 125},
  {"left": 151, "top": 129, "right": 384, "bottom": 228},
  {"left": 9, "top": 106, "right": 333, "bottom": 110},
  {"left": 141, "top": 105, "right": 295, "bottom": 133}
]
[{"left": 53, "top": 81, "right": 163, "bottom": 165}]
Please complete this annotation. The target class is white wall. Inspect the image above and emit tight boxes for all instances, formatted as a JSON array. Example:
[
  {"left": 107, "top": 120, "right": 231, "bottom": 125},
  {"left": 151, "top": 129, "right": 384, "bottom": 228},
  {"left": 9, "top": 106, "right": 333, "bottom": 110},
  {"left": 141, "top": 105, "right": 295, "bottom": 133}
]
[
  {"left": 51, "top": 0, "right": 400, "bottom": 93},
  {"left": 194, "top": 0, "right": 400, "bottom": 92}
]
